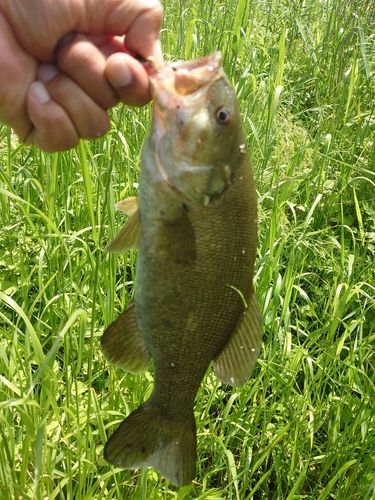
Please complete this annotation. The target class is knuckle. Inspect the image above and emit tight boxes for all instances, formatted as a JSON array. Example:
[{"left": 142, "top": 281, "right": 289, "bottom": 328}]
[
  {"left": 44, "top": 74, "right": 70, "bottom": 102},
  {"left": 82, "top": 114, "right": 110, "bottom": 140},
  {"left": 137, "top": 0, "right": 163, "bottom": 27},
  {"left": 36, "top": 115, "right": 79, "bottom": 151},
  {"left": 149, "top": 1, "right": 164, "bottom": 24}
]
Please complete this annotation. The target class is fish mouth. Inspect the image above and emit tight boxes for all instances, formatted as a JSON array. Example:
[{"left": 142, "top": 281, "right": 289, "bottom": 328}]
[{"left": 149, "top": 52, "right": 223, "bottom": 107}]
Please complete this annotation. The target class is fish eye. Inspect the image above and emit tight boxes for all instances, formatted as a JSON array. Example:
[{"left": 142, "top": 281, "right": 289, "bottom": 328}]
[{"left": 215, "top": 107, "right": 231, "bottom": 125}]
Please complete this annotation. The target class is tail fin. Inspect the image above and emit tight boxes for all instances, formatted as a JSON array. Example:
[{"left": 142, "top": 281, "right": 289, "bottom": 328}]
[{"left": 104, "top": 401, "right": 196, "bottom": 486}]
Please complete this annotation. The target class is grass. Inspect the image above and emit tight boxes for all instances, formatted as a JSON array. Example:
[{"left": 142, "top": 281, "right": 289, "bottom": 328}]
[{"left": 1, "top": 0, "right": 375, "bottom": 498}]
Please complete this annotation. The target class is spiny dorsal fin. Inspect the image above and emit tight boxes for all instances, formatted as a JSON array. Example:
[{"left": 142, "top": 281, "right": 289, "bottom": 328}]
[
  {"left": 106, "top": 208, "right": 141, "bottom": 253},
  {"left": 101, "top": 302, "right": 150, "bottom": 374},
  {"left": 115, "top": 196, "right": 139, "bottom": 216},
  {"left": 213, "top": 291, "right": 262, "bottom": 386}
]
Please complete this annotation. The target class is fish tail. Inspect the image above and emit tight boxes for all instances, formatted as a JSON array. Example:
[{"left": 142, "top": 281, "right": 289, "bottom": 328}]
[{"left": 104, "top": 400, "right": 196, "bottom": 486}]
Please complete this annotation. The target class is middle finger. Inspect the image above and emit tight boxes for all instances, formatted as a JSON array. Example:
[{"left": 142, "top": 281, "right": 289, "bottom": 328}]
[{"left": 56, "top": 33, "right": 121, "bottom": 109}]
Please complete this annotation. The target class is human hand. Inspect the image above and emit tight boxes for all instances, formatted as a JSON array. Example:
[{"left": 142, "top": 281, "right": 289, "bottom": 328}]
[{"left": 0, "top": 0, "right": 163, "bottom": 151}]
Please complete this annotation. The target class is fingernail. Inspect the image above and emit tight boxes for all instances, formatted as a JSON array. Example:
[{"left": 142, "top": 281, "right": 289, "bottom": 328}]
[
  {"left": 37, "top": 64, "right": 58, "bottom": 82},
  {"left": 110, "top": 62, "right": 133, "bottom": 87},
  {"left": 153, "top": 40, "right": 164, "bottom": 66},
  {"left": 29, "top": 81, "right": 51, "bottom": 104}
]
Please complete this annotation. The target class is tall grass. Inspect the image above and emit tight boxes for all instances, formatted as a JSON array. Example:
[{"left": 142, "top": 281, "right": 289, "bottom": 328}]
[{"left": 1, "top": 0, "right": 374, "bottom": 498}]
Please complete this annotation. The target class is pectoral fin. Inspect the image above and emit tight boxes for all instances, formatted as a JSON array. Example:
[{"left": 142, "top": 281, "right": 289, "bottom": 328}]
[
  {"left": 106, "top": 208, "right": 141, "bottom": 253},
  {"left": 115, "top": 196, "right": 139, "bottom": 216},
  {"left": 101, "top": 302, "right": 150, "bottom": 374},
  {"left": 214, "top": 291, "right": 262, "bottom": 386}
]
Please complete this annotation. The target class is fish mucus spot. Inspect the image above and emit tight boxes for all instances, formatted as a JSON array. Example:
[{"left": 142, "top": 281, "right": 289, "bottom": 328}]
[
  {"left": 171, "top": 363, "right": 175, "bottom": 367},
  {"left": 239, "top": 143, "right": 246, "bottom": 154},
  {"left": 242, "top": 249, "right": 246, "bottom": 254}
]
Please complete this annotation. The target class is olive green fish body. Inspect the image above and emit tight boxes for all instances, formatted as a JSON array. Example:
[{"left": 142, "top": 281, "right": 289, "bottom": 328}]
[
  {"left": 137, "top": 139, "right": 256, "bottom": 406},
  {"left": 102, "top": 53, "right": 262, "bottom": 486}
]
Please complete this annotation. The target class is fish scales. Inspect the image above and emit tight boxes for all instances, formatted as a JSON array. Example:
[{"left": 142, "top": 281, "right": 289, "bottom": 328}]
[
  {"left": 136, "top": 147, "right": 256, "bottom": 410},
  {"left": 102, "top": 52, "right": 262, "bottom": 486}
]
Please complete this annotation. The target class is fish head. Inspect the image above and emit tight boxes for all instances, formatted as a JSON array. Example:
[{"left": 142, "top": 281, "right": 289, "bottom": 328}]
[{"left": 148, "top": 52, "right": 246, "bottom": 204}]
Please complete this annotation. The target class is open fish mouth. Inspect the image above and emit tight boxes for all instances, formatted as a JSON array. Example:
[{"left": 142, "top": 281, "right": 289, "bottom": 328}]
[{"left": 148, "top": 52, "right": 224, "bottom": 104}]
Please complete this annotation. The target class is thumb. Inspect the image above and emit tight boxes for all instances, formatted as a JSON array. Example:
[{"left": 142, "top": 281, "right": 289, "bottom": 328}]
[{"left": 122, "top": 2, "right": 163, "bottom": 64}]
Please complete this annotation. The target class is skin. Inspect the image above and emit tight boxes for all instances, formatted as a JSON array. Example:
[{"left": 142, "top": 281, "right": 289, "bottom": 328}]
[{"left": 0, "top": 0, "right": 163, "bottom": 151}]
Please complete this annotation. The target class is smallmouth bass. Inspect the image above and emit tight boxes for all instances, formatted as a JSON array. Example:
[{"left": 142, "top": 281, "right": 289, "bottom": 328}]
[{"left": 102, "top": 52, "right": 262, "bottom": 486}]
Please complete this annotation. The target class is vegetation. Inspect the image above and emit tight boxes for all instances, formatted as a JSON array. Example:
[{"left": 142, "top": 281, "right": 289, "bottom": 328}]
[{"left": 1, "top": 0, "right": 374, "bottom": 498}]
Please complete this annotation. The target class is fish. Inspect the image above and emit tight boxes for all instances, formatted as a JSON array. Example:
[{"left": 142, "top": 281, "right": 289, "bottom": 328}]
[{"left": 101, "top": 52, "right": 262, "bottom": 486}]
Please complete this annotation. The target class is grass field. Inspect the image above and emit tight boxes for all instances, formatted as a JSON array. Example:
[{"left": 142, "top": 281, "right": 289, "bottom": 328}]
[{"left": 1, "top": 0, "right": 375, "bottom": 498}]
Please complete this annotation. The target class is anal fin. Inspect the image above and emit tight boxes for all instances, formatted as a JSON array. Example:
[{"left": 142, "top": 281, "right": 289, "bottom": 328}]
[
  {"left": 101, "top": 302, "right": 150, "bottom": 374},
  {"left": 214, "top": 291, "right": 262, "bottom": 386}
]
